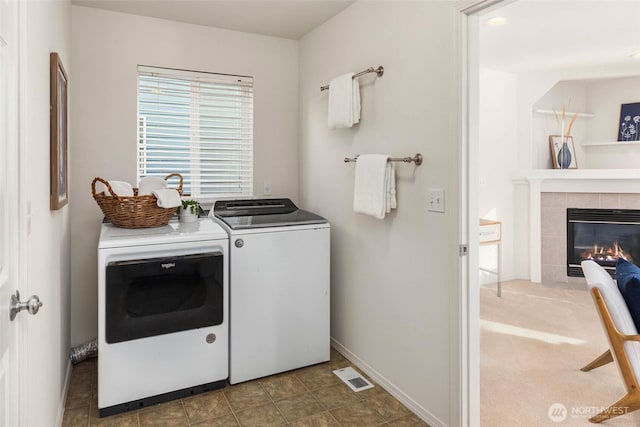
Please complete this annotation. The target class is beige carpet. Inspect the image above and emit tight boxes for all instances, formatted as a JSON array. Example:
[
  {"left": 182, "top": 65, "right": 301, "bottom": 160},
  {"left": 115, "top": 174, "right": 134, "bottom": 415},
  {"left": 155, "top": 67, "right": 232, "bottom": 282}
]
[{"left": 481, "top": 280, "right": 640, "bottom": 426}]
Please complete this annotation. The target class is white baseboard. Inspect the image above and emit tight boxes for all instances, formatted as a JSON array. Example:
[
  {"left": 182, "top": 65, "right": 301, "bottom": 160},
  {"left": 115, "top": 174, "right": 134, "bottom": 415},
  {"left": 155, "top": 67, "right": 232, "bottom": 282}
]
[
  {"left": 56, "top": 359, "right": 72, "bottom": 427},
  {"left": 330, "top": 338, "right": 447, "bottom": 427}
]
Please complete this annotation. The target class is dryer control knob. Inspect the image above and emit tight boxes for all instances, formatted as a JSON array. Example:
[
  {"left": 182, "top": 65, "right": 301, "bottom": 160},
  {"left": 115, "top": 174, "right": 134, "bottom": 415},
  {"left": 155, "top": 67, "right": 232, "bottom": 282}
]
[{"left": 235, "top": 239, "right": 244, "bottom": 248}]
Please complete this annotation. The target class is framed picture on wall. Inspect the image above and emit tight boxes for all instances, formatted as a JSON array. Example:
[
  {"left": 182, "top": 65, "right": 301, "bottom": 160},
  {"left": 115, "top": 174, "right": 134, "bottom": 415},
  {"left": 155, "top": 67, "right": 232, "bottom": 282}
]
[
  {"left": 549, "top": 135, "right": 577, "bottom": 169},
  {"left": 50, "top": 52, "right": 68, "bottom": 210},
  {"left": 618, "top": 102, "right": 640, "bottom": 142}
]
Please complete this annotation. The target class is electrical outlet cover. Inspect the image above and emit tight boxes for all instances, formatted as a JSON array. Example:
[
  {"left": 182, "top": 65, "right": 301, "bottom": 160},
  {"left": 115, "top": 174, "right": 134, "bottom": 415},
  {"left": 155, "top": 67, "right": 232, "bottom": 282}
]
[{"left": 263, "top": 181, "right": 272, "bottom": 196}]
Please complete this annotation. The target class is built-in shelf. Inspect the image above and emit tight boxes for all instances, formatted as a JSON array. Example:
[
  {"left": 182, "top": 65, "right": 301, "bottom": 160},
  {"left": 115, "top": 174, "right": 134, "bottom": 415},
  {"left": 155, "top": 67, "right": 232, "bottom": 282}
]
[
  {"left": 534, "top": 109, "right": 595, "bottom": 118},
  {"left": 582, "top": 140, "right": 640, "bottom": 147}
]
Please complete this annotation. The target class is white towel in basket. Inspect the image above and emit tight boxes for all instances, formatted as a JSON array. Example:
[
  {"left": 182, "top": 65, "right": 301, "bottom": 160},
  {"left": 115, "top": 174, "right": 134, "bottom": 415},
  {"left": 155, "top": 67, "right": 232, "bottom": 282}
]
[
  {"left": 96, "top": 180, "right": 134, "bottom": 197},
  {"left": 152, "top": 189, "right": 181, "bottom": 208},
  {"left": 138, "top": 176, "right": 167, "bottom": 195}
]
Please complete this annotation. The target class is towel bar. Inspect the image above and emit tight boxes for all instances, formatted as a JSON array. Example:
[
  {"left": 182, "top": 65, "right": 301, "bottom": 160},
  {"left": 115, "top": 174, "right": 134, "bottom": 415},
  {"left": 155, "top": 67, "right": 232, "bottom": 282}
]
[
  {"left": 320, "top": 66, "right": 384, "bottom": 92},
  {"left": 344, "top": 153, "right": 423, "bottom": 166}
]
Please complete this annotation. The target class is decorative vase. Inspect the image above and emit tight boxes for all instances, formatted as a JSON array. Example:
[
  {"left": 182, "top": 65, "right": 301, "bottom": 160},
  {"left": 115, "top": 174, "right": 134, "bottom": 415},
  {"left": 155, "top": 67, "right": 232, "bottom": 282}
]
[
  {"left": 557, "top": 141, "right": 572, "bottom": 169},
  {"left": 180, "top": 206, "right": 198, "bottom": 223}
]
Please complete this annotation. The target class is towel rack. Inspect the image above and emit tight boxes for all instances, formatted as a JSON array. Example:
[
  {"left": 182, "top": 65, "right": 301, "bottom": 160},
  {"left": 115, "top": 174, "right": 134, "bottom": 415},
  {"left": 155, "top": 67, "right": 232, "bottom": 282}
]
[
  {"left": 320, "top": 66, "right": 384, "bottom": 92},
  {"left": 344, "top": 153, "right": 423, "bottom": 166}
]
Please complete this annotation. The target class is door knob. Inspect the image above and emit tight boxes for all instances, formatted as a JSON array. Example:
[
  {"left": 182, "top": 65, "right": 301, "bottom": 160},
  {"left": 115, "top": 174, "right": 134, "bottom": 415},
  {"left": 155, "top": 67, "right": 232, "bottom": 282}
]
[{"left": 9, "top": 290, "right": 43, "bottom": 321}]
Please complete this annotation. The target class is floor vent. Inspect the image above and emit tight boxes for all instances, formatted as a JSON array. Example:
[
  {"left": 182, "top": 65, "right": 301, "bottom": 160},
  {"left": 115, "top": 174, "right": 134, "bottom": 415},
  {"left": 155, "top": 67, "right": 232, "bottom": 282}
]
[{"left": 333, "top": 367, "right": 374, "bottom": 392}]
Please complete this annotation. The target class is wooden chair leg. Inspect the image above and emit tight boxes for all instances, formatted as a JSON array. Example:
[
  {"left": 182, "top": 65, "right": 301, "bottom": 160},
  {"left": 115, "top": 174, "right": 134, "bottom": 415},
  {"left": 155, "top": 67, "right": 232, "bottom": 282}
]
[
  {"left": 581, "top": 350, "right": 613, "bottom": 372},
  {"left": 590, "top": 392, "right": 640, "bottom": 423}
]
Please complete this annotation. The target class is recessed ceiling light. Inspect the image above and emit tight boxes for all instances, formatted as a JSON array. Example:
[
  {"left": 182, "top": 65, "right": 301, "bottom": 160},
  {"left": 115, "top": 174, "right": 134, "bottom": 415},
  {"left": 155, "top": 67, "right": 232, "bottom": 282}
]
[{"left": 487, "top": 17, "right": 507, "bottom": 27}]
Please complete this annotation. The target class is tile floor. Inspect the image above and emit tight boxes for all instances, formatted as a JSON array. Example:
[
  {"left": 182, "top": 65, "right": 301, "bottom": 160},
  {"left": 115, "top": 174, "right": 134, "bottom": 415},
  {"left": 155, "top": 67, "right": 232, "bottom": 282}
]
[{"left": 62, "top": 348, "right": 429, "bottom": 426}]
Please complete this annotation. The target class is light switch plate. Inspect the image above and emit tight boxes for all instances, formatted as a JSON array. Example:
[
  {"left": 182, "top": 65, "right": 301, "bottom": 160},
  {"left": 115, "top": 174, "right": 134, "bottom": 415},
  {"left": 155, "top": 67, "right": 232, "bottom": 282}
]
[
  {"left": 263, "top": 181, "right": 272, "bottom": 196},
  {"left": 428, "top": 188, "right": 445, "bottom": 213}
]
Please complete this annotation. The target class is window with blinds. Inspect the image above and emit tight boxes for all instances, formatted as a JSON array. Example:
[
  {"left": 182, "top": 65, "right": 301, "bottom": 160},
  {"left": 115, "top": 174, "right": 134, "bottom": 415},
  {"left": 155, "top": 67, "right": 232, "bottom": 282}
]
[{"left": 137, "top": 66, "right": 253, "bottom": 199}]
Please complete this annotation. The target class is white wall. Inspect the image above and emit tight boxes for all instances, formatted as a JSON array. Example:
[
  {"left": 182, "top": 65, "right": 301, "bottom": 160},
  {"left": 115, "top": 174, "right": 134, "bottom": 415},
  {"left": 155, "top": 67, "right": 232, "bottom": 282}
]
[
  {"left": 586, "top": 76, "right": 640, "bottom": 143},
  {"left": 299, "top": 2, "right": 459, "bottom": 425},
  {"left": 584, "top": 76, "right": 640, "bottom": 168},
  {"left": 478, "top": 69, "right": 518, "bottom": 284},
  {"left": 70, "top": 6, "right": 299, "bottom": 346},
  {"left": 22, "top": 1, "right": 72, "bottom": 425}
]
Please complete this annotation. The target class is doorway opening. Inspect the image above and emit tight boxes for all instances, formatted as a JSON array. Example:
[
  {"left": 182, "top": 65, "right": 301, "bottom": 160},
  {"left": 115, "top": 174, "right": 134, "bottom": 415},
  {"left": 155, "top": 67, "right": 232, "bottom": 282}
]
[{"left": 470, "top": 0, "right": 640, "bottom": 424}]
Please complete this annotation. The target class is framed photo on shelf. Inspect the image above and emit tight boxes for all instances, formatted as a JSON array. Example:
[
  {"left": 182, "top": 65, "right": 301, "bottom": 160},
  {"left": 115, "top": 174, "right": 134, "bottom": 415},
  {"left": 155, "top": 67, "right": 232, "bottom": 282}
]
[
  {"left": 50, "top": 52, "right": 68, "bottom": 210},
  {"left": 618, "top": 102, "right": 640, "bottom": 142},
  {"left": 549, "top": 135, "right": 577, "bottom": 169}
]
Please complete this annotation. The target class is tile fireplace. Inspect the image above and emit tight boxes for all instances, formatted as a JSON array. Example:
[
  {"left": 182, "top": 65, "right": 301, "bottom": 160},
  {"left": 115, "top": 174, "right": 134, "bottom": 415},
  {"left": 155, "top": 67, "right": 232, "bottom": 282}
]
[{"left": 516, "top": 169, "right": 640, "bottom": 283}]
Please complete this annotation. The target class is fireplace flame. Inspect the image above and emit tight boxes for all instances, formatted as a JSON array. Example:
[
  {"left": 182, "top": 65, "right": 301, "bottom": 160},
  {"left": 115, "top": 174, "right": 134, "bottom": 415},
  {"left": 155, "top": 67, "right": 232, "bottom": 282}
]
[{"left": 582, "top": 241, "right": 632, "bottom": 263}]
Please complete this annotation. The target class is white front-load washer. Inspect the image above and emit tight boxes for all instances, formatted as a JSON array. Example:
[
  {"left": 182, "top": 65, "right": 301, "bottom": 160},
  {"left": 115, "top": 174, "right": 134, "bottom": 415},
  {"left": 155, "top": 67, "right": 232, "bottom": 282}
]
[
  {"left": 212, "top": 198, "right": 330, "bottom": 384},
  {"left": 97, "top": 218, "right": 228, "bottom": 417}
]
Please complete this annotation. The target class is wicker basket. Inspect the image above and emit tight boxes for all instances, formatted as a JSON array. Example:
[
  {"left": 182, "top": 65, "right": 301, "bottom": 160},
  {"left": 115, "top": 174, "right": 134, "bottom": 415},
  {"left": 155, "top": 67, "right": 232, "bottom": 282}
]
[{"left": 91, "top": 173, "right": 183, "bottom": 228}]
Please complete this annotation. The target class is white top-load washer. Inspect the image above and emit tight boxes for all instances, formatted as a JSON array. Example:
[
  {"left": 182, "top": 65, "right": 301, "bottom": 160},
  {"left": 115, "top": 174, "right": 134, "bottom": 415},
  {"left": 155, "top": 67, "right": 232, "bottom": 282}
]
[
  {"left": 97, "top": 218, "right": 228, "bottom": 417},
  {"left": 211, "top": 198, "right": 330, "bottom": 384}
]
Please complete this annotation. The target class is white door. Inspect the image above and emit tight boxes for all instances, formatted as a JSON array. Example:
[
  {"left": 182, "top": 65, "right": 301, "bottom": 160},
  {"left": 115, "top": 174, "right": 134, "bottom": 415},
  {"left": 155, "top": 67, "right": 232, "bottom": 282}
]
[{"left": 0, "top": 0, "right": 21, "bottom": 425}]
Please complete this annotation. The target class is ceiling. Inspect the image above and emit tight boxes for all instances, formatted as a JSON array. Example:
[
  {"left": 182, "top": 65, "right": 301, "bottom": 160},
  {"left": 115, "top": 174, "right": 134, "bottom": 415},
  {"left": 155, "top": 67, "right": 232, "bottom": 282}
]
[
  {"left": 71, "top": 0, "right": 640, "bottom": 70},
  {"left": 71, "top": 0, "right": 355, "bottom": 40},
  {"left": 479, "top": 0, "right": 640, "bottom": 72}
]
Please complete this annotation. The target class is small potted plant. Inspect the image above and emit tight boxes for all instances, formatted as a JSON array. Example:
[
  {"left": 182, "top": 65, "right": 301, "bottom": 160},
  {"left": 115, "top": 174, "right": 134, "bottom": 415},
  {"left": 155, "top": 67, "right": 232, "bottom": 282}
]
[{"left": 179, "top": 199, "right": 200, "bottom": 223}]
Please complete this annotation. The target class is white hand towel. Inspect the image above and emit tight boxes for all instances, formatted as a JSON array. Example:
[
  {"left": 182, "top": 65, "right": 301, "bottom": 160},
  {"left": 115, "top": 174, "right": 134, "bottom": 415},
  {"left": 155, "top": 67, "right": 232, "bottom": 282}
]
[
  {"left": 96, "top": 180, "right": 134, "bottom": 197},
  {"left": 328, "top": 73, "right": 361, "bottom": 129},
  {"left": 385, "top": 162, "right": 396, "bottom": 213},
  {"left": 138, "top": 176, "right": 168, "bottom": 195},
  {"left": 352, "top": 77, "right": 361, "bottom": 125},
  {"left": 152, "top": 189, "right": 182, "bottom": 208},
  {"left": 353, "top": 154, "right": 391, "bottom": 219}
]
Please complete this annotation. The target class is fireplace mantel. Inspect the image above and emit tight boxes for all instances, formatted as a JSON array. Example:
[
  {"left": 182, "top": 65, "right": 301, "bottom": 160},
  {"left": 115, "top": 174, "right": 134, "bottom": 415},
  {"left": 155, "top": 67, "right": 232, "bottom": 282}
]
[
  {"left": 513, "top": 169, "right": 640, "bottom": 193},
  {"left": 513, "top": 169, "right": 640, "bottom": 283}
]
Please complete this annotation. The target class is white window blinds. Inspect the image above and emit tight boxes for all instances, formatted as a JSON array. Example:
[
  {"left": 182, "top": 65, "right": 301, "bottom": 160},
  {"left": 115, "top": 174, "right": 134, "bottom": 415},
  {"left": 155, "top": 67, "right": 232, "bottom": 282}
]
[{"left": 137, "top": 66, "right": 253, "bottom": 198}]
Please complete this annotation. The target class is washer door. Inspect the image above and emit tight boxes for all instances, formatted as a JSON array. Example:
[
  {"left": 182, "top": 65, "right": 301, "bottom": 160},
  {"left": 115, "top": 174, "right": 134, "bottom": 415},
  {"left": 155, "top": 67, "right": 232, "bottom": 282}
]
[{"left": 105, "top": 252, "right": 223, "bottom": 343}]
